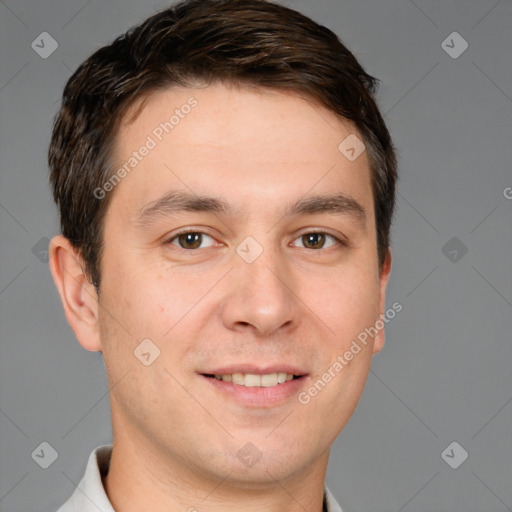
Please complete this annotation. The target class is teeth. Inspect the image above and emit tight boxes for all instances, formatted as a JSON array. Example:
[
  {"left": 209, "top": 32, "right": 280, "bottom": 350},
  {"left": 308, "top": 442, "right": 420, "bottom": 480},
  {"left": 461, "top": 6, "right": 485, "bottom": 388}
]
[
  {"left": 260, "top": 373, "right": 277, "bottom": 387},
  {"left": 212, "top": 372, "right": 297, "bottom": 387},
  {"left": 245, "top": 374, "right": 261, "bottom": 387},
  {"left": 232, "top": 373, "right": 245, "bottom": 385}
]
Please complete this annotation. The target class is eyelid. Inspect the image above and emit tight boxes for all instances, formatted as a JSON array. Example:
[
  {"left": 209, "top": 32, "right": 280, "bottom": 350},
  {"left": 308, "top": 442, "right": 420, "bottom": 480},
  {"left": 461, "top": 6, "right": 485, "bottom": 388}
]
[
  {"left": 165, "top": 229, "right": 218, "bottom": 249},
  {"left": 164, "top": 228, "right": 348, "bottom": 251},
  {"left": 291, "top": 230, "right": 347, "bottom": 249}
]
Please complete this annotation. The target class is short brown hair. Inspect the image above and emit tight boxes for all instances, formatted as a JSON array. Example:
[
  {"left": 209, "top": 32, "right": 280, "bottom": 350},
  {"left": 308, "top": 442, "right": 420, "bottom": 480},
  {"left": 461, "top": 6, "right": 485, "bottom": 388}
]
[{"left": 49, "top": 0, "right": 398, "bottom": 289}]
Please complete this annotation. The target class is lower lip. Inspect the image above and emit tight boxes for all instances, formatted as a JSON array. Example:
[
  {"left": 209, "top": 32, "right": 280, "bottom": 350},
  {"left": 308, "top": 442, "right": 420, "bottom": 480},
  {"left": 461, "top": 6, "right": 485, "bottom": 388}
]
[{"left": 201, "top": 375, "right": 307, "bottom": 408}]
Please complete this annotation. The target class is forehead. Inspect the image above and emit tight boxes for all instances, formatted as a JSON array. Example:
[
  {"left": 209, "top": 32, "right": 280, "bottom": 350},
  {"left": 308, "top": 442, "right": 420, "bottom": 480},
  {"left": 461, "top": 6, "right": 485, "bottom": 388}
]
[{"left": 109, "top": 83, "right": 374, "bottom": 222}]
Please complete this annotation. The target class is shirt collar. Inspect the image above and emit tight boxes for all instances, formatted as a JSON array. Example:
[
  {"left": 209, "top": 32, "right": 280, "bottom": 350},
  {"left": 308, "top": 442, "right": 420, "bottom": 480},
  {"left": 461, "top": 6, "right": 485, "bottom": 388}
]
[{"left": 57, "top": 445, "right": 343, "bottom": 512}]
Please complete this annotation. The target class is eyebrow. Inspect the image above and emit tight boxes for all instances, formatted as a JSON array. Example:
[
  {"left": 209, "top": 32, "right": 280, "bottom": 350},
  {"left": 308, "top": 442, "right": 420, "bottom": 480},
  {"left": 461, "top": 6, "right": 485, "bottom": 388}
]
[{"left": 134, "top": 190, "right": 367, "bottom": 229}]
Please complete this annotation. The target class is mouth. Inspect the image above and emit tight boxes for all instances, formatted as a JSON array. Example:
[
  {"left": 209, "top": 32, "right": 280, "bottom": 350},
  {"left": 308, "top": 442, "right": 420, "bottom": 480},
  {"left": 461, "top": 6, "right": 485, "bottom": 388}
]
[
  {"left": 199, "top": 366, "right": 308, "bottom": 407},
  {"left": 202, "top": 372, "right": 302, "bottom": 388}
]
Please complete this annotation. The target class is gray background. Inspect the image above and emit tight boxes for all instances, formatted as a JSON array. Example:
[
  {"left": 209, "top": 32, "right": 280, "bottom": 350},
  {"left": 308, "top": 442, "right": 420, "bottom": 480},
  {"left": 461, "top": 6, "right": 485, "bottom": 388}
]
[{"left": 1, "top": 0, "right": 511, "bottom": 511}]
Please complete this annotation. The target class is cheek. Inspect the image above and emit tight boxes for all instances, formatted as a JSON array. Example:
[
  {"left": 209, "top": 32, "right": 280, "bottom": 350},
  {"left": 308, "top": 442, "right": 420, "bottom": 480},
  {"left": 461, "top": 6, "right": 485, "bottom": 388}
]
[
  {"left": 315, "top": 268, "right": 381, "bottom": 341},
  {"left": 96, "top": 266, "right": 165, "bottom": 375},
  {"left": 304, "top": 275, "right": 379, "bottom": 415},
  {"left": 100, "top": 247, "right": 167, "bottom": 322},
  {"left": 99, "top": 255, "right": 213, "bottom": 364}
]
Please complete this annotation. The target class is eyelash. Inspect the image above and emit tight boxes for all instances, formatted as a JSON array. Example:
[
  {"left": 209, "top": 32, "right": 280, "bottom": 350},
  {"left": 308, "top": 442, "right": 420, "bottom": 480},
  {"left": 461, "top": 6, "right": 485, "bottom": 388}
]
[{"left": 165, "top": 229, "right": 347, "bottom": 251}]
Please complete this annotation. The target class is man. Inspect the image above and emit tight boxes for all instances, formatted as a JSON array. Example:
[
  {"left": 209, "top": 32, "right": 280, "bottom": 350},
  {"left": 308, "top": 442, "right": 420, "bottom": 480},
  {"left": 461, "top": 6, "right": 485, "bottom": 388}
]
[{"left": 49, "top": 0, "right": 397, "bottom": 510}]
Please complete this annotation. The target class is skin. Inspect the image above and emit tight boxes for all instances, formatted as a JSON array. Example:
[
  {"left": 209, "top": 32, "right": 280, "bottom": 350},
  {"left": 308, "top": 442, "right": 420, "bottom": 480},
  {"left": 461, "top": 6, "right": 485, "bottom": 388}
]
[{"left": 50, "top": 82, "right": 392, "bottom": 512}]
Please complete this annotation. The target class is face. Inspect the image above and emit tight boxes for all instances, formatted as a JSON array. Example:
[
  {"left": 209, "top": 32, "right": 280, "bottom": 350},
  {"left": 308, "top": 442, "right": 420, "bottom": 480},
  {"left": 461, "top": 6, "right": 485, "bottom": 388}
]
[{"left": 74, "top": 83, "right": 391, "bottom": 486}]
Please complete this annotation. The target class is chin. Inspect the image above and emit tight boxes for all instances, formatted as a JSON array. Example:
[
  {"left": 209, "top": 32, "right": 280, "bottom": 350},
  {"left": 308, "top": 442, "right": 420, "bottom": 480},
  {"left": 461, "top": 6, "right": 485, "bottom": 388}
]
[{"left": 205, "top": 437, "right": 323, "bottom": 488}]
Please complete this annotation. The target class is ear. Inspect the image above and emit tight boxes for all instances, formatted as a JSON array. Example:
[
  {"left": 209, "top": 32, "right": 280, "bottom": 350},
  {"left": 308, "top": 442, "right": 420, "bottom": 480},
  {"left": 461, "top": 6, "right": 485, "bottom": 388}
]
[
  {"left": 49, "top": 235, "right": 102, "bottom": 352},
  {"left": 372, "top": 247, "right": 392, "bottom": 354}
]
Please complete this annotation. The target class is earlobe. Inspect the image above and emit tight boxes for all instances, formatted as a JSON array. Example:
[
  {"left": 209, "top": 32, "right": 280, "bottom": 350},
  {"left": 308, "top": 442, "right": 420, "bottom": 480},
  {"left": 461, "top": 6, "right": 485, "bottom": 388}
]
[
  {"left": 373, "top": 247, "right": 393, "bottom": 354},
  {"left": 49, "top": 235, "right": 102, "bottom": 352}
]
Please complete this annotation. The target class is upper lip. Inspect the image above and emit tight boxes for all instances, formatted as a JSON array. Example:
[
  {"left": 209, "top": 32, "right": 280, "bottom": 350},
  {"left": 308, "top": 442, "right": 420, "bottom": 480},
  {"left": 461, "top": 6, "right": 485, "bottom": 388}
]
[{"left": 201, "top": 364, "right": 307, "bottom": 376}]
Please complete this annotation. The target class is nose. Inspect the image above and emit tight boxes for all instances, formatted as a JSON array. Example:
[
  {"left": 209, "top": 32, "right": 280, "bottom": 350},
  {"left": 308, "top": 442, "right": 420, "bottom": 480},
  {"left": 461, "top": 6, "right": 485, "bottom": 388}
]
[{"left": 219, "top": 244, "right": 300, "bottom": 337}]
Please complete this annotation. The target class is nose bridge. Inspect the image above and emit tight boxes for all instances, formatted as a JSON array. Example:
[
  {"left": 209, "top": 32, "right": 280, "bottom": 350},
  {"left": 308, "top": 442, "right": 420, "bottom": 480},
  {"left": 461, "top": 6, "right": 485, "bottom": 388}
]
[{"left": 220, "top": 237, "right": 299, "bottom": 335}]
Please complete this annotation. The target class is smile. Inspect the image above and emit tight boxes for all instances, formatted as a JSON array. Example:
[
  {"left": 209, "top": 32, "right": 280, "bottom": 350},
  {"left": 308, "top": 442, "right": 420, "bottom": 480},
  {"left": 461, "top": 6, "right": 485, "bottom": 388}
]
[
  {"left": 200, "top": 368, "right": 308, "bottom": 408},
  {"left": 204, "top": 372, "right": 298, "bottom": 387}
]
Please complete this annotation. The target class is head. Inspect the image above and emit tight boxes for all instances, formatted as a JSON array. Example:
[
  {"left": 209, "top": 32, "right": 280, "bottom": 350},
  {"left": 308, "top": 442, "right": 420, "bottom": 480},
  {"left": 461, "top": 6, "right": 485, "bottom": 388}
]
[{"left": 49, "top": 0, "right": 397, "bottom": 490}]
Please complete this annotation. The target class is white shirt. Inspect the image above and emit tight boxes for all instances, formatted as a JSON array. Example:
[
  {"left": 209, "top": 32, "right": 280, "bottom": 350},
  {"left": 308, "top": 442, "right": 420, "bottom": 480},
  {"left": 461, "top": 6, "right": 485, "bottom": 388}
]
[{"left": 57, "top": 445, "right": 343, "bottom": 512}]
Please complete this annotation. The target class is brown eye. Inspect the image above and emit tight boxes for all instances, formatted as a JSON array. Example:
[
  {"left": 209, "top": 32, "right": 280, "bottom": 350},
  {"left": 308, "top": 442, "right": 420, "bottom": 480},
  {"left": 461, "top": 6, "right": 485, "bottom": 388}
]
[
  {"left": 302, "top": 233, "right": 326, "bottom": 249},
  {"left": 168, "top": 232, "right": 215, "bottom": 250},
  {"left": 294, "top": 232, "right": 340, "bottom": 250}
]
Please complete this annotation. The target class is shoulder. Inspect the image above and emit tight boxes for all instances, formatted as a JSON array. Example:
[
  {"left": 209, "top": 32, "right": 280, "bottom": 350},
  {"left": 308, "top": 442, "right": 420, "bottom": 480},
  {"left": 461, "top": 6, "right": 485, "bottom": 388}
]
[
  {"left": 56, "top": 445, "right": 114, "bottom": 512},
  {"left": 324, "top": 486, "right": 344, "bottom": 512}
]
